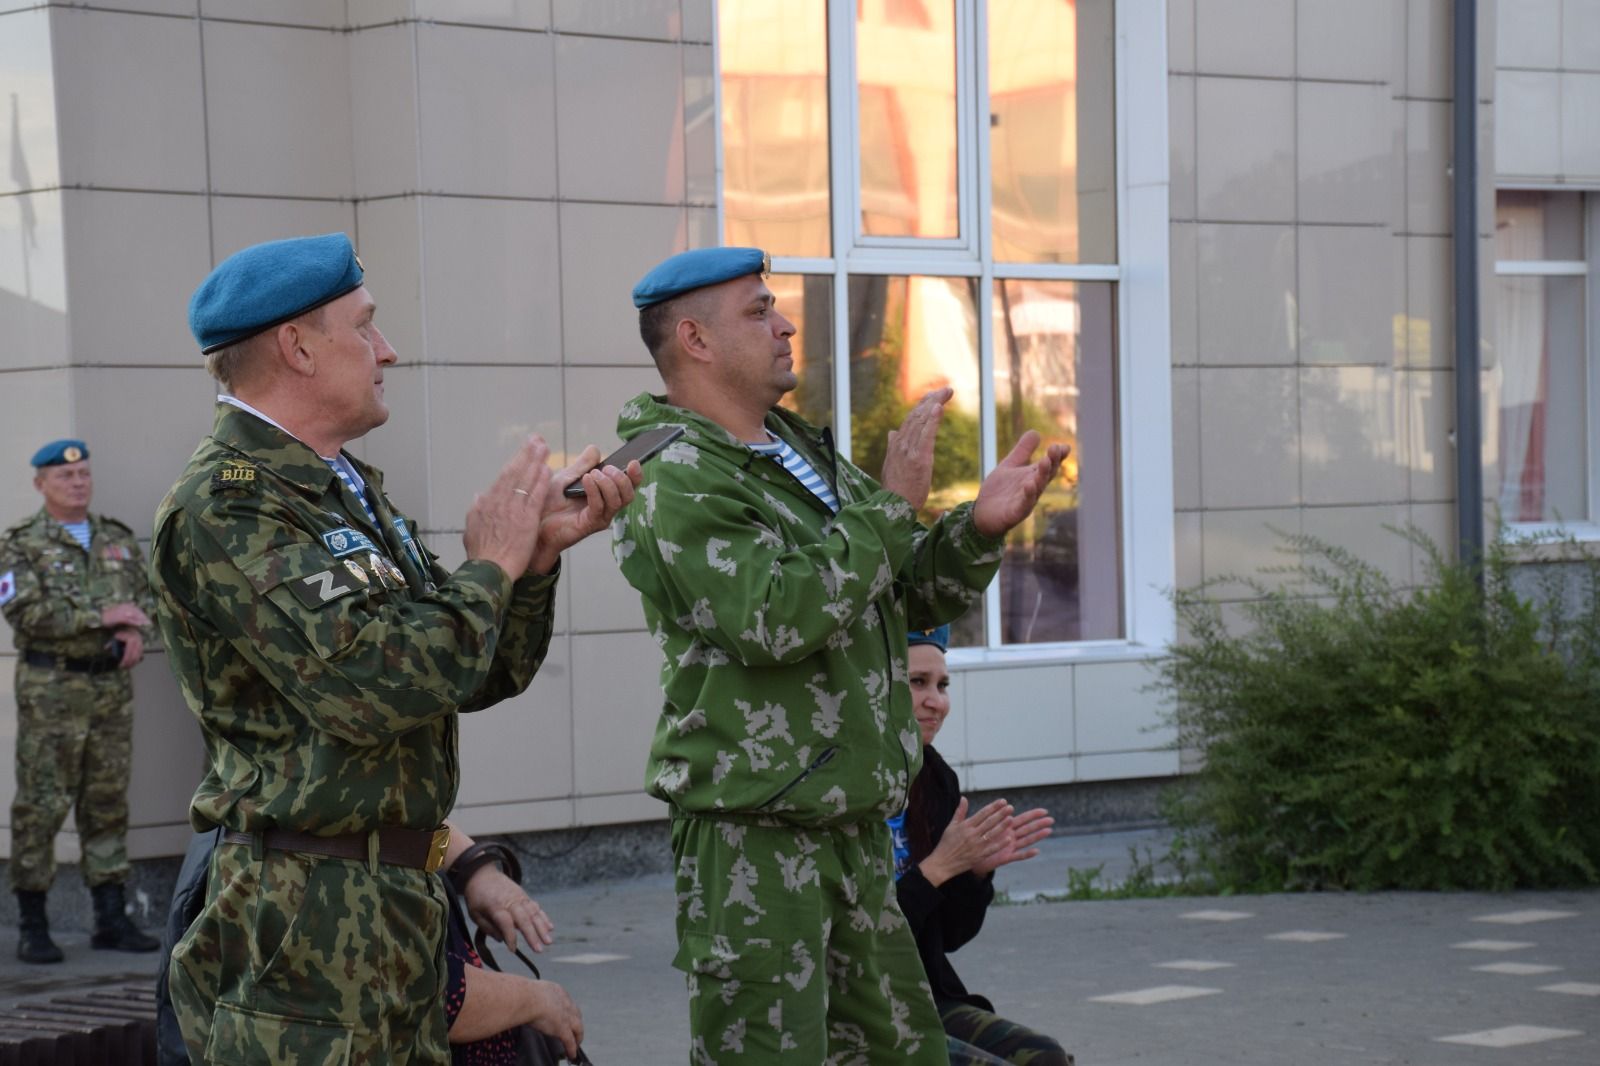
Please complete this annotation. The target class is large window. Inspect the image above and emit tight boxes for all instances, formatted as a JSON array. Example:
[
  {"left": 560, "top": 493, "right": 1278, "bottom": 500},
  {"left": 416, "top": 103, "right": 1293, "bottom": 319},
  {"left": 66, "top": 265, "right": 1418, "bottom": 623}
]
[
  {"left": 1491, "top": 190, "right": 1598, "bottom": 533},
  {"left": 719, "top": 0, "right": 1126, "bottom": 649}
]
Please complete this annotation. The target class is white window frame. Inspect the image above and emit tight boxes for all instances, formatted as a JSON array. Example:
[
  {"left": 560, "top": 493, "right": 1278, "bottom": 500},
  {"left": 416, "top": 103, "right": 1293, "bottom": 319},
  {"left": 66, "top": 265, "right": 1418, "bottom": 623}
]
[
  {"left": 1492, "top": 187, "right": 1600, "bottom": 542},
  {"left": 711, "top": 0, "right": 1173, "bottom": 661}
]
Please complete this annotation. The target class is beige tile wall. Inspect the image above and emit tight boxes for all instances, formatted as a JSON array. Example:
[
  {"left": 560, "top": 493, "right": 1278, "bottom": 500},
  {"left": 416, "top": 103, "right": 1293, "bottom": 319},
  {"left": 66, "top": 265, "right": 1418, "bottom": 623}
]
[
  {"left": 1170, "top": 0, "right": 1489, "bottom": 611},
  {"left": 1494, "top": 0, "right": 1600, "bottom": 181},
  {"left": 0, "top": 0, "right": 717, "bottom": 857}
]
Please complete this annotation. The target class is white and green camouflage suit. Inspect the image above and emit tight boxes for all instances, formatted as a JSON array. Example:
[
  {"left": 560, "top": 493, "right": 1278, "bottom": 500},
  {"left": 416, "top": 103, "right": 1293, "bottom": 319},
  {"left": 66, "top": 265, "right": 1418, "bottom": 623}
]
[{"left": 613, "top": 393, "right": 1005, "bottom": 1065}]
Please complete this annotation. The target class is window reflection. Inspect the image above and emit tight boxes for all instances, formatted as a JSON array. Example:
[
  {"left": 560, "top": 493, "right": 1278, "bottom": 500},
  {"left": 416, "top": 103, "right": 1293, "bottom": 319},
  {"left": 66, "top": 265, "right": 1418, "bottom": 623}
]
[
  {"left": 857, "top": 0, "right": 960, "bottom": 239},
  {"left": 719, "top": 0, "right": 832, "bottom": 257},
  {"left": 772, "top": 273, "right": 836, "bottom": 430},
  {"left": 990, "top": 0, "right": 1116, "bottom": 263},
  {"left": 994, "top": 280, "right": 1120, "bottom": 642},
  {"left": 848, "top": 274, "right": 984, "bottom": 645}
]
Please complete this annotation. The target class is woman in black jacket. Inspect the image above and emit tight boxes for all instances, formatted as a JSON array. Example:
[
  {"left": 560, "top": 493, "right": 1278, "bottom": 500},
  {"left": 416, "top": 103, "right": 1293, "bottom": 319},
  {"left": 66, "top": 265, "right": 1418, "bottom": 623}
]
[{"left": 891, "top": 626, "right": 1072, "bottom": 1066}]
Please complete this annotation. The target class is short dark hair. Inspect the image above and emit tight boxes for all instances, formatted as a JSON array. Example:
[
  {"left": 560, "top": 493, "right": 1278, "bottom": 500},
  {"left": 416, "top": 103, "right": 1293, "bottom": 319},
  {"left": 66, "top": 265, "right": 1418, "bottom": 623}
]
[{"left": 638, "top": 290, "right": 713, "bottom": 367}]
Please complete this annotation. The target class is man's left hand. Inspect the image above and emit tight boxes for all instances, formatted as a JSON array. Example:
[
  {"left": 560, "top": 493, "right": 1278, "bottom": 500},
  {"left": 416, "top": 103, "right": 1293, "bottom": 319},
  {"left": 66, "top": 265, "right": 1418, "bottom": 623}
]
[
  {"left": 528, "top": 445, "right": 642, "bottom": 574},
  {"left": 972, "top": 432, "right": 1070, "bottom": 538},
  {"left": 463, "top": 863, "right": 555, "bottom": 954},
  {"left": 113, "top": 627, "right": 144, "bottom": 669}
]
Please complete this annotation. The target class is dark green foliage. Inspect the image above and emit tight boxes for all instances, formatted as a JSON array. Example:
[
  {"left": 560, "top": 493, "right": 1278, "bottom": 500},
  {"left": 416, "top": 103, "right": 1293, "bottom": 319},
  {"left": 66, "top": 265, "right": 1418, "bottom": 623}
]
[{"left": 1155, "top": 530, "right": 1600, "bottom": 892}]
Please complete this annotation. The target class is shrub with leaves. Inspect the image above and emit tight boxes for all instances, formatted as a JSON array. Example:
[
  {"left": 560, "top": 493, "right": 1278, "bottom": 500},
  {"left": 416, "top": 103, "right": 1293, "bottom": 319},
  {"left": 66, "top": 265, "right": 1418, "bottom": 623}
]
[{"left": 1155, "top": 530, "right": 1600, "bottom": 892}]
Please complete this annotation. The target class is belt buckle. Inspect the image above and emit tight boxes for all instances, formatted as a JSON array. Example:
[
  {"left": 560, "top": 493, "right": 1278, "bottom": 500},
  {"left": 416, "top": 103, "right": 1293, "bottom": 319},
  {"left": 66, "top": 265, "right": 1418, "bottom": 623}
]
[{"left": 425, "top": 826, "right": 451, "bottom": 873}]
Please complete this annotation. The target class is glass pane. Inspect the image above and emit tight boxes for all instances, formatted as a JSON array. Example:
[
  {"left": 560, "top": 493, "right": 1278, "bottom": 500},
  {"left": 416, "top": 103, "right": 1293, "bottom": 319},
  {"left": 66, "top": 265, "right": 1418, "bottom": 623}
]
[
  {"left": 990, "top": 0, "right": 1117, "bottom": 263},
  {"left": 847, "top": 274, "right": 984, "bottom": 645},
  {"left": 719, "top": 0, "right": 831, "bottom": 257},
  {"left": 1491, "top": 274, "right": 1588, "bottom": 523},
  {"left": 772, "top": 273, "right": 836, "bottom": 429},
  {"left": 994, "top": 279, "right": 1121, "bottom": 643},
  {"left": 1495, "top": 190, "right": 1584, "bottom": 262},
  {"left": 857, "top": 0, "right": 959, "bottom": 239}
]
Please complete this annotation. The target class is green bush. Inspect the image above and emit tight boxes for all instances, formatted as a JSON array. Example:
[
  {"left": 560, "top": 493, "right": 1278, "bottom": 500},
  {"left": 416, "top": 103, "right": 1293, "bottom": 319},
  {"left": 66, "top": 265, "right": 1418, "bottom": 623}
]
[{"left": 1155, "top": 530, "right": 1600, "bottom": 892}]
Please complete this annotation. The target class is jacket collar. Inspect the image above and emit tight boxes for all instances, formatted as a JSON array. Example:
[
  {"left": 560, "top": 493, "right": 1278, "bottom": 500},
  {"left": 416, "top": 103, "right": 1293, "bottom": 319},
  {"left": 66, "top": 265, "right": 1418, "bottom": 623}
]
[{"left": 209, "top": 402, "right": 342, "bottom": 498}]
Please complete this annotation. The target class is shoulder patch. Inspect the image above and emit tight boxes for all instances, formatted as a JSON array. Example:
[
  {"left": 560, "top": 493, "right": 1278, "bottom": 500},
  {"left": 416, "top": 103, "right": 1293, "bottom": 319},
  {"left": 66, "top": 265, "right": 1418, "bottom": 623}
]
[
  {"left": 320, "top": 527, "right": 378, "bottom": 558},
  {"left": 211, "top": 461, "right": 259, "bottom": 494},
  {"left": 0, "top": 570, "right": 15, "bottom": 606},
  {"left": 286, "top": 565, "right": 366, "bottom": 609}
]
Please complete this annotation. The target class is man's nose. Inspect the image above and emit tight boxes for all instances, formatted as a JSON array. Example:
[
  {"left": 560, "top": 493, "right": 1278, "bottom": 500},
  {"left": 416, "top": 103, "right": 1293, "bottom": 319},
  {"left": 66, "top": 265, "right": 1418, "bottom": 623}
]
[{"left": 373, "top": 325, "right": 399, "bottom": 364}]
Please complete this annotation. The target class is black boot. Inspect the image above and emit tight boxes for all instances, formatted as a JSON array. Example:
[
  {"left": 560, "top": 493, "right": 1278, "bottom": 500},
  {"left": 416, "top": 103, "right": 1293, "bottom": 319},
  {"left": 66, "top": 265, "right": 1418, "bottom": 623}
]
[
  {"left": 90, "top": 882, "right": 159, "bottom": 952},
  {"left": 16, "top": 890, "right": 64, "bottom": 964}
]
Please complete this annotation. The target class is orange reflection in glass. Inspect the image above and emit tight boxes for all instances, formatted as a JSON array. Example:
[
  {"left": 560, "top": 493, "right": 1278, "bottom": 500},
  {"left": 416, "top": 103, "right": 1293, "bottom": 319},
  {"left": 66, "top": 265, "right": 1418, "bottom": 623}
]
[
  {"left": 989, "top": 0, "right": 1116, "bottom": 263},
  {"left": 993, "top": 279, "right": 1121, "bottom": 642},
  {"left": 719, "top": 0, "right": 832, "bottom": 257},
  {"left": 857, "top": 0, "right": 959, "bottom": 239}
]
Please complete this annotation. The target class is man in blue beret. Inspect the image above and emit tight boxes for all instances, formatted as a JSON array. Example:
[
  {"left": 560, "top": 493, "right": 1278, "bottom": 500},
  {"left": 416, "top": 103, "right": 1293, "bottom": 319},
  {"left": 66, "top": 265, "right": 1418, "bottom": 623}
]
[
  {"left": 2, "top": 440, "right": 161, "bottom": 963},
  {"left": 152, "top": 233, "right": 638, "bottom": 1064},
  {"left": 611, "top": 247, "right": 1068, "bottom": 1063}
]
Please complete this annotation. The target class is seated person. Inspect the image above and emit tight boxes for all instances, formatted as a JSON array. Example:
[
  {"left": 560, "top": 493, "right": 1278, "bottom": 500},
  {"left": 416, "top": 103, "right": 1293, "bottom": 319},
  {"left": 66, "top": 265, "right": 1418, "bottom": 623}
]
[
  {"left": 442, "top": 827, "right": 585, "bottom": 1064},
  {"left": 890, "top": 625, "right": 1072, "bottom": 1066}
]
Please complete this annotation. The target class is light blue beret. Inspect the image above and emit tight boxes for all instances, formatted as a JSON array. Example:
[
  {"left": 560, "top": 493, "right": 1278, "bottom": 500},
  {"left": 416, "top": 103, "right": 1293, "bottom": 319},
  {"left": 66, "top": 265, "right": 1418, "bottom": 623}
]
[
  {"left": 907, "top": 625, "right": 950, "bottom": 653},
  {"left": 632, "top": 247, "right": 770, "bottom": 310},
  {"left": 31, "top": 439, "right": 89, "bottom": 467},
  {"left": 189, "top": 233, "right": 365, "bottom": 354}
]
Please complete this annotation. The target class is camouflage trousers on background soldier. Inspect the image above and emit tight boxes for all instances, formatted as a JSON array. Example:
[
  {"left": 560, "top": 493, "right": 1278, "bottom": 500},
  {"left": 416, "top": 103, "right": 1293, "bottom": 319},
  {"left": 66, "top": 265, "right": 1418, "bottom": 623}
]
[
  {"left": 170, "top": 840, "right": 449, "bottom": 1066},
  {"left": 942, "top": 1005, "right": 1075, "bottom": 1066},
  {"left": 9, "top": 662, "right": 133, "bottom": 892},
  {"left": 671, "top": 816, "right": 950, "bottom": 1066}
]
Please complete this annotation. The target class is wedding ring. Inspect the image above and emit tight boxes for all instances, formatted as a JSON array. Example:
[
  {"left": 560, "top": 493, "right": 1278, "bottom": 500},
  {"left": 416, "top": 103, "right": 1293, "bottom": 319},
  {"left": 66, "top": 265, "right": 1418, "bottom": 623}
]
[{"left": 513, "top": 489, "right": 531, "bottom": 496}]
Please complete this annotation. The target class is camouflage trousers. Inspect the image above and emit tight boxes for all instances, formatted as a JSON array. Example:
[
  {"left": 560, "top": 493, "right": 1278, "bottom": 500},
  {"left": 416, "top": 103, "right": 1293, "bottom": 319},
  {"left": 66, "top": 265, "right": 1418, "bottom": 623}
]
[
  {"left": 942, "top": 1003, "right": 1073, "bottom": 1066},
  {"left": 8, "top": 661, "right": 133, "bottom": 893},
  {"left": 169, "top": 839, "right": 450, "bottom": 1066},
  {"left": 671, "top": 815, "right": 950, "bottom": 1066}
]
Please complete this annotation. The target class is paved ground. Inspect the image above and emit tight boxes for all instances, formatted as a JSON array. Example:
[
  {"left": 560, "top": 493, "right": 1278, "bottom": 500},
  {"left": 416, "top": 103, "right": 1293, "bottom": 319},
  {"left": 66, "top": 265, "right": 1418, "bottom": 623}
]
[{"left": 2, "top": 829, "right": 1596, "bottom": 1064}]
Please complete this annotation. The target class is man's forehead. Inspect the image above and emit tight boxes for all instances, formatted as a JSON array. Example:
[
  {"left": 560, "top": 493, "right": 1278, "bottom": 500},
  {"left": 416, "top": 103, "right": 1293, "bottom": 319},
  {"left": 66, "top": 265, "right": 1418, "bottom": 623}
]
[{"left": 41, "top": 460, "right": 89, "bottom": 476}]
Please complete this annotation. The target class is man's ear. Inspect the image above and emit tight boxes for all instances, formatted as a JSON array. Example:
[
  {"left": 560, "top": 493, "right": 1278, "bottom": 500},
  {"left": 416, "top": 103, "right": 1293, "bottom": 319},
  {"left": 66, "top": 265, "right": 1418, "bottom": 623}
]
[
  {"left": 275, "top": 321, "right": 316, "bottom": 378},
  {"left": 676, "top": 314, "right": 712, "bottom": 366}
]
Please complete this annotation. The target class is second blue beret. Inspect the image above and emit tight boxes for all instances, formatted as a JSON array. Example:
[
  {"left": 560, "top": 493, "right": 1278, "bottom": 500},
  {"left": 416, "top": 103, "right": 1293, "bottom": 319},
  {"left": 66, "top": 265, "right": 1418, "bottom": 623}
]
[
  {"left": 632, "top": 247, "right": 770, "bottom": 310},
  {"left": 189, "top": 232, "right": 365, "bottom": 354}
]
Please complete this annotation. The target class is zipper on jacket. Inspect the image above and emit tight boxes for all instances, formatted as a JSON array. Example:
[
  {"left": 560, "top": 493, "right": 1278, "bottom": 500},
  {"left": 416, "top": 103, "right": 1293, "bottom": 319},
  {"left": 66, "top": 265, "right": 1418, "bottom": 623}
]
[{"left": 755, "top": 746, "right": 839, "bottom": 810}]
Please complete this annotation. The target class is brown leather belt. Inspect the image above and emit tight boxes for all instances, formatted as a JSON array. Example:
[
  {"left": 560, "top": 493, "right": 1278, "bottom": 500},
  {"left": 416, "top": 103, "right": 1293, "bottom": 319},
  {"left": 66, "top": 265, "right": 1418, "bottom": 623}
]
[{"left": 222, "top": 826, "right": 451, "bottom": 873}]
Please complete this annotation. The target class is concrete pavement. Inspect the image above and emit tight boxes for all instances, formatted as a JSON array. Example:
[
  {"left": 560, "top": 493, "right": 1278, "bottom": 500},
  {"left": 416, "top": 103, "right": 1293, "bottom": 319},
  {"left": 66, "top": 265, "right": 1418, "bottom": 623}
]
[{"left": 2, "top": 829, "right": 1595, "bottom": 1064}]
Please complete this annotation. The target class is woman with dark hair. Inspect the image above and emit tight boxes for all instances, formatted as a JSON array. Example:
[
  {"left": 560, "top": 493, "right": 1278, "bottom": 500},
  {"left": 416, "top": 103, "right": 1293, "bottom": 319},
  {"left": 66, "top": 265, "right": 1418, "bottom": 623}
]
[{"left": 890, "top": 626, "right": 1072, "bottom": 1066}]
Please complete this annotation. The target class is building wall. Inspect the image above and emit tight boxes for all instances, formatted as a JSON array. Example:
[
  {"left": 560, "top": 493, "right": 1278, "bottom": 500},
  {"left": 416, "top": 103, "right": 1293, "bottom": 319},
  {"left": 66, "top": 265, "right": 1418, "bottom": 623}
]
[
  {"left": 1168, "top": 0, "right": 1494, "bottom": 624},
  {"left": 0, "top": 0, "right": 1508, "bottom": 864},
  {"left": 1494, "top": 0, "right": 1600, "bottom": 183}
]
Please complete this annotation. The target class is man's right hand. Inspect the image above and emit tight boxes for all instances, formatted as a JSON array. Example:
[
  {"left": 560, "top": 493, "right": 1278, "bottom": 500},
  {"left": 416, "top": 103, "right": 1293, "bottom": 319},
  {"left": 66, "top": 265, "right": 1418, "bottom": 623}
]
[
  {"left": 879, "top": 388, "right": 952, "bottom": 511},
  {"left": 100, "top": 603, "right": 151, "bottom": 629},
  {"left": 464, "top": 436, "right": 553, "bottom": 580}
]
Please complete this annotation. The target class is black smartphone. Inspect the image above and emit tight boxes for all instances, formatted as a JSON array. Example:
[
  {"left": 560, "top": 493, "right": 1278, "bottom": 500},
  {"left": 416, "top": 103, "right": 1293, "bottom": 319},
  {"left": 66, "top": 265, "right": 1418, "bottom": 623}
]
[{"left": 562, "top": 424, "right": 687, "bottom": 497}]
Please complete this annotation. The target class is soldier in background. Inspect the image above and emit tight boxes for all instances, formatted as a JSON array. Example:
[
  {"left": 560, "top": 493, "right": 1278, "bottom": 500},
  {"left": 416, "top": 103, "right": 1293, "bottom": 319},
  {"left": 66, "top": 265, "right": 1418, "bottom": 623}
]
[
  {"left": 155, "top": 233, "right": 637, "bottom": 1065},
  {"left": 1, "top": 439, "right": 162, "bottom": 963}
]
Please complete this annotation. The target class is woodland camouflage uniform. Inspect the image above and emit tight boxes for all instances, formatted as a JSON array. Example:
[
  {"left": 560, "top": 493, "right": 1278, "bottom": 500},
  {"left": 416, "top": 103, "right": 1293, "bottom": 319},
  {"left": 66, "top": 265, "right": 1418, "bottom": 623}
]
[
  {"left": 1, "top": 509, "right": 153, "bottom": 892},
  {"left": 613, "top": 393, "right": 1005, "bottom": 1065},
  {"left": 151, "top": 404, "right": 558, "bottom": 1066}
]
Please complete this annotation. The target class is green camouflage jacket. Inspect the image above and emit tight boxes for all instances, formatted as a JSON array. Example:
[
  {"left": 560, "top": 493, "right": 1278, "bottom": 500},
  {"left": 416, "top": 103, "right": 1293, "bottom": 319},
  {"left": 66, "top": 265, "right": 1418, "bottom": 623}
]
[
  {"left": 151, "top": 404, "right": 558, "bottom": 835},
  {"left": 0, "top": 509, "right": 154, "bottom": 659},
  {"left": 613, "top": 392, "right": 1004, "bottom": 826}
]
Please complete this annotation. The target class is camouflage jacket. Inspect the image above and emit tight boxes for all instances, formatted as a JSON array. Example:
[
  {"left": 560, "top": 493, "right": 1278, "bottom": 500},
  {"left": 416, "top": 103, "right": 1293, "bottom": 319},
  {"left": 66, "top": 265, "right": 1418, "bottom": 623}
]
[
  {"left": 0, "top": 508, "right": 154, "bottom": 659},
  {"left": 150, "top": 404, "right": 558, "bottom": 835},
  {"left": 613, "top": 392, "right": 1004, "bottom": 826}
]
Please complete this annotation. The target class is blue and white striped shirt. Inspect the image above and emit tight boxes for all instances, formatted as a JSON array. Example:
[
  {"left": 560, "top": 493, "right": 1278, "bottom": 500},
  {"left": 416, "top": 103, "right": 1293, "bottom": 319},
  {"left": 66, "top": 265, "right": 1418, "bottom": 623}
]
[{"left": 748, "top": 433, "right": 839, "bottom": 513}]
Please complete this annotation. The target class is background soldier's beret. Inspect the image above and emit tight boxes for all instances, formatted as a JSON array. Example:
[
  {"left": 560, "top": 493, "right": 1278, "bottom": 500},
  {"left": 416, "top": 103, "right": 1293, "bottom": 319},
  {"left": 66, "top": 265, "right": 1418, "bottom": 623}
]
[
  {"left": 907, "top": 625, "right": 950, "bottom": 653},
  {"left": 632, "top": 247, "right": 770, "bottom": 310},
  {"left": 189, "top": 232, "right": 365, "bottom": 354},
  {"left": 31, "top": 439, "right": 90, "bottom": 467}
]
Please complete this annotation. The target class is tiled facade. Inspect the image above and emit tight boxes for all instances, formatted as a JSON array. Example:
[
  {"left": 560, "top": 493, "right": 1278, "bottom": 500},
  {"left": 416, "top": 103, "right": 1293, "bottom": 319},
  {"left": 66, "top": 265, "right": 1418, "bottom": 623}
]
[{"left": 0, "top": 0, "right": 1536, "bottom": 866}]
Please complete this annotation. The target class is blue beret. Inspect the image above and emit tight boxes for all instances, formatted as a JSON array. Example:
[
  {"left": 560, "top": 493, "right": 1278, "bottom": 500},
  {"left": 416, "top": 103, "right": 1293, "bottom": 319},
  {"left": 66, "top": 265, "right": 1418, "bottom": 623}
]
[
  {"left": 907, "top": 625, "right": 950, "bottom": 653},
  {"left": 632, "top": 247, "right": 770, "bottom": 310},
  {"left": 189, "top": 233, "right": 365, "bottom": 354},
  {"left": 31, "top": 439, "right": 89, "bottom": 467}
]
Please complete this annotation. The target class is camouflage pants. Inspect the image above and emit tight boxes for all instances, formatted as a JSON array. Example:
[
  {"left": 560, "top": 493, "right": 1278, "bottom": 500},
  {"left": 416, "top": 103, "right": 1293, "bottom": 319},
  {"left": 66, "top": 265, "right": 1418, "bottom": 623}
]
[
  {"left": 8, "top": 661, "right": 133, "bottom": 892},
  {"left": 169, "top": 839, "right": 450, "bottom": 1066},
  {"left": 671, "top": 815, "right": 950, "bottom": 1066},
  {"left": 941, "top": 1003, "right": 1073, "bottom": 1066}
]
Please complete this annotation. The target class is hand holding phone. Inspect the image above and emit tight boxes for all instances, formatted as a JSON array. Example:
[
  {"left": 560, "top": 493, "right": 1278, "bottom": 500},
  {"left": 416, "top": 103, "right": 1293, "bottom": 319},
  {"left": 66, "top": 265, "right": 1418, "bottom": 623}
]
[{"left": 562, "top": 425, "right": 686, "bottom": 498}]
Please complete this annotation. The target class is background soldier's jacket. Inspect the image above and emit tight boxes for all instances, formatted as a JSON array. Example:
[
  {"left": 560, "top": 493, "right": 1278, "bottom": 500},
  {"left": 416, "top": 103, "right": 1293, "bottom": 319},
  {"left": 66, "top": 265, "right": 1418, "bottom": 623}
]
[
  {"left": 613, "top": 392, "right": 1005, "bottom": 826},
  {"left": 150, "top": 404, "right": 557, "bottom": 835},
  {"left": 1, "top": 510, "right": 154, "bottom": 658}
]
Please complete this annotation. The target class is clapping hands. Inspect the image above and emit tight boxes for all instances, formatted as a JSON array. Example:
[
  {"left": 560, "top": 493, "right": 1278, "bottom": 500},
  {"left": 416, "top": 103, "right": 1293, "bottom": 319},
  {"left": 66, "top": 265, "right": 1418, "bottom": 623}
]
[{"left": 919, "top": 796, "right": 1055, "bottom": 887}]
